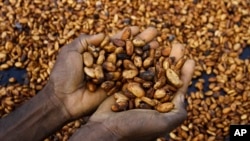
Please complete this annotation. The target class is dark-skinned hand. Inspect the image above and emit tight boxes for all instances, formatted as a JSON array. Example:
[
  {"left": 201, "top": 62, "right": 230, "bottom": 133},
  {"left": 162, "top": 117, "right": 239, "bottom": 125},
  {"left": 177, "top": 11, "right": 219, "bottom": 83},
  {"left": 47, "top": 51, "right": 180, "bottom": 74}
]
[
  {"left": 48, "top": 26, "right": 142, "bottom": 119},
  {"left": 69, "top": 27, "right": 195, "bottom": 141}
]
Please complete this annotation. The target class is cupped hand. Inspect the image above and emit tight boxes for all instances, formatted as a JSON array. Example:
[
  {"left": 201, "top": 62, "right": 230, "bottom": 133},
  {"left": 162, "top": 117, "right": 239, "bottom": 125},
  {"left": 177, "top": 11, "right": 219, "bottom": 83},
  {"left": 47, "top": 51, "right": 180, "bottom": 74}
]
[
  {"left": 75, "top": 28, "right": 195, "bottom": 140},
  {"left": 47, "top": 27, "right": 140, "bottom": 119}
]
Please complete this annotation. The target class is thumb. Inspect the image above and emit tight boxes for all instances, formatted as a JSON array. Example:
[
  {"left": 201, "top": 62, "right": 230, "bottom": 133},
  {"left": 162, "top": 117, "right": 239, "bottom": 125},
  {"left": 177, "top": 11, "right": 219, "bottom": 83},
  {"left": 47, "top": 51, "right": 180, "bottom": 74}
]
[
  {"left": 90, "top": 96, "right": 116, "bottom": 121},
  {"left": 68, "top": 33, "right": 105, "bottom": 53}
]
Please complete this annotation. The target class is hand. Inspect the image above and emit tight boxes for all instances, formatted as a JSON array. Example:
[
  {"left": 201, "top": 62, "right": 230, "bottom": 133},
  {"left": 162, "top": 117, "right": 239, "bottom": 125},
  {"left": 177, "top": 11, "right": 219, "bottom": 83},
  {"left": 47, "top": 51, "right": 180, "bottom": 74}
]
[
  {"left": 47, "top": 27, "right": 141, "bottom": 119},
  {"left": 69, "top": 27, "right": 195, "bottom": 141},
  {"left": 44, "top": 33, "right": 107, "bottom": 119},
  {"left": 0, "top": 33, "right": 112, "bottom": 141}
]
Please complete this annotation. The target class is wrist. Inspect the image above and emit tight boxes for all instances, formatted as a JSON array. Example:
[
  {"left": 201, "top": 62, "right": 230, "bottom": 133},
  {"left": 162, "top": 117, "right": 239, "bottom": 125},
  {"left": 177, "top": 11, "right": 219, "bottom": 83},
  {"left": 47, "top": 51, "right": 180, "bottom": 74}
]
[
  {"left": 42, "top": 81, "right": 72, "bottom": 120},
  {"left": 69, "top": 121, "right": 119, "bottom": 141},
  {"left": 42, "top": 81, "right": 72, "bottom": 121},
  {"left": 0, "top": 83, "right": 72, "bottom": 141}
]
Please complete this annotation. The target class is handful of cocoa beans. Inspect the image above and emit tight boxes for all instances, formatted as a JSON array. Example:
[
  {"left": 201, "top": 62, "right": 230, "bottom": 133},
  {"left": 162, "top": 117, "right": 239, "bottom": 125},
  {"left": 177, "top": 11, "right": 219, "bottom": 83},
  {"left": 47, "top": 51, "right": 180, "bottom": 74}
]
[{"left": 82, "top": 27, "right": 186, "bottom": 113}]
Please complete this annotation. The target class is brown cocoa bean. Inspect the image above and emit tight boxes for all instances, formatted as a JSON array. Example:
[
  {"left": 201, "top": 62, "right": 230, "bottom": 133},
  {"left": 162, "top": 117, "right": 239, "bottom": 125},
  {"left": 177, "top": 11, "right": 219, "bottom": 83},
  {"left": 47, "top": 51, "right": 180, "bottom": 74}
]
[
  {"left": 166, "top": 69, "right": 183, "bottom": 88},
  {"left": 155, "top": 102, "right": 175, "bottom": 113},
  {"left": 132, "top": 38, "right": 146, "bottom": 47},
  {"left": 112, "top": 38, "right": 126, "bottom": 47},
  {"left": 83, "top": 52, "right": 94, "bottom": 67},
  {"left": 121, "top": 27, "right": 131, "bottom": 41},
  {"left": 126, "top": 40, "right": 134, "bottom": 56},
  {"left": 127, "top": 82, "right": 145, "bottom": 98},
  {"left": 103, "top": 62, "right": 116, "bottom": 72},
  {"left": 122, "top": 69, "right": 138, "bottom": 79}
]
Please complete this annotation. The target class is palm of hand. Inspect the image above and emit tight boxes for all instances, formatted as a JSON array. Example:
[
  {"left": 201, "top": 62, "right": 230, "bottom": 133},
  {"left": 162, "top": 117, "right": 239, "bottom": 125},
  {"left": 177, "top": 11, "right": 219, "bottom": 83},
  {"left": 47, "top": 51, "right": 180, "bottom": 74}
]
[
  {"left": 93, "top": 109, "right": 169, "bottom": 141},
  {"left": 51, "top": 47, "right": 84, "bottom": 95},
  {"left": 48, "top": 35, "right": 107, "bottom": 119}
]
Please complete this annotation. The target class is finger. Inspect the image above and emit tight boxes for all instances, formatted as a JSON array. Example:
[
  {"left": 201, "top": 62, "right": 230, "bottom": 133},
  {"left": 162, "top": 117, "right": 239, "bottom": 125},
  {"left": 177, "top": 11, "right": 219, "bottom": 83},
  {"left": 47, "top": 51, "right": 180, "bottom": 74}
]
[
  {"left": 93, "top": 96, "right": 115, "bottom": 114},
  {"left": 169, "top": 42, "right": 185, "bottom": 63},
  {"left": 172, "top": 59, "right": 195, "bottom": 108},
  {"left": 135, "top": 27, "right": 157, "bottom": 43},
  {"left": 160, "top": 60, "right": 194, "bottom": 131},
  {"left": 112, "top": 26, "right": 140, "bottom": 39},
  {"left": 68, "top": 33, "right": 105, "bottom": 53},
  {"left": 178, "top": 59, "right": 195, "bottom": 94}
]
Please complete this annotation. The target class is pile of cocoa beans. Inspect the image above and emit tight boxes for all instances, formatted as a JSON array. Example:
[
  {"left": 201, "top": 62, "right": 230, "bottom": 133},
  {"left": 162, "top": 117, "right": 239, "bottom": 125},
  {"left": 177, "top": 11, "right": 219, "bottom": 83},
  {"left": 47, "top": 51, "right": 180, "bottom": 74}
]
[{"left": 82, "top": 27, "right": 186, "bottom": 112}]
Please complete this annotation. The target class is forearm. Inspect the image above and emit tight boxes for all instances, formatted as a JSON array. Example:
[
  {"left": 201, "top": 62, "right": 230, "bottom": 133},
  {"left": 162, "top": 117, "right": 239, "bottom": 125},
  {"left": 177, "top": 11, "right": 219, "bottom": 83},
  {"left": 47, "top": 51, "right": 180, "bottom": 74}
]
[
  {"left": 0, "top": 84, "right": 71, "bottom": 141},
  {"left": 69, "top": 121, "right": 118, "bottom": 141}
]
